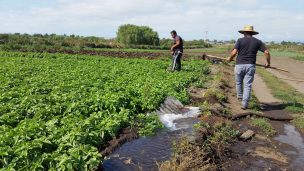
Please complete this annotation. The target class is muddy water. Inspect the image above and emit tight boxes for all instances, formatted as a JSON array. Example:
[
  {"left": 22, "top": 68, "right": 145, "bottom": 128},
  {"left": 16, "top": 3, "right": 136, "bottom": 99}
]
[
  {"left": 102, "top": 129, "right": 178, "bottom": 171},
  {"left": 103, "top": 118, "right": 199, "bottom": 171},
  {"left": 274, "top": 124, "right": 304, "bottom": 170},
  {"left": 103, "top": 99, "right": 201, "bottom": 171}
]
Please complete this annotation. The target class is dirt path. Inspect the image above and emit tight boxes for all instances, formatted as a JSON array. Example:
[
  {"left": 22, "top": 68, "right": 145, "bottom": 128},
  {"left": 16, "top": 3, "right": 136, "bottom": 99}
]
[
  {"left": 252, "top": 74, "right": 282, "bottom": 103},
  {"left": 220, "top": 65, "right": 283, "bottom": 115},
  {"left": 257, "top": 56, "right": 304, "bottom": 94}
]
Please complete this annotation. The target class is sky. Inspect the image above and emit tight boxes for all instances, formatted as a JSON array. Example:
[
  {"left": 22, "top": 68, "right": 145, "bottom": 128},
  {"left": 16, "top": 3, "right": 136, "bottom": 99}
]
[{"left": 0, "top": 0, "right": 304, "bottom": 42}]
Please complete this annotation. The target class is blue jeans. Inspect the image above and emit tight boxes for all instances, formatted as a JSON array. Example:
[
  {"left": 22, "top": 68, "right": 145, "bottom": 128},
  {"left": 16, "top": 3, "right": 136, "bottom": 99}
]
[
  {"left": 234, "top": 64, "right": 256, "bottom": 108},
  {"left": 172, "top": 50, "right": 182, "bottom": 71}
]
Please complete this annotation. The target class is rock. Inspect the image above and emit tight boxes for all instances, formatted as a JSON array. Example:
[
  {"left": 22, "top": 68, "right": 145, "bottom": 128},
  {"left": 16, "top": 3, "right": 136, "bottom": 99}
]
[
  {"left": 122, "top": 157, "right": 132, "bottom": 165},
  {"left": 240, "top": 130, "right": 255, "bottom": 141}
]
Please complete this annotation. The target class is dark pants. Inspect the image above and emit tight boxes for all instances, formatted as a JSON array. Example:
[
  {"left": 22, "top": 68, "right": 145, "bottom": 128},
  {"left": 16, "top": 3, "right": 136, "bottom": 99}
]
[{"left": 172, "top": 51, "right": 182, "bottom": 71}]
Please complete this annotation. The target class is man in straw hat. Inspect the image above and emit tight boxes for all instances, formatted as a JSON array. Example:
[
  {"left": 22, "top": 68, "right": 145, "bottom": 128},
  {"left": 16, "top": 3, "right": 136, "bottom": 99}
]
[{"left": 227, "top": 26, "right": 271, "bottom": 110}]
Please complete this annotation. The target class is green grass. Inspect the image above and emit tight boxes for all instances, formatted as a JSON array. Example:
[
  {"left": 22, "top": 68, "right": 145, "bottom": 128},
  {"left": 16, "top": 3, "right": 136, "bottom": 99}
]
[
  {"left": 292, "top": 55, "right": 304, "bottom": 61},
  {"left": 248, "top": 94, "right": 261, "bottom": 111},
  {"left": 204, "top": 88, "right": 227, "bottom": 103},
  {"left": 256, "top": 68, "right": 304, "bottom": 113},
  {"left": 292, "top": 116, "right": 304, "bottom": 132},
  {"left": 250, "top": 118, "right": 276, "bottom": 136},
  {"left": 208, "top": 121, "right": 239, "bottom": 145},
  {"left": 259, "top": 50, "right": 304, "bottom": 61},
  {"left": 257, "top": 68, "right": 304, "bottom": 132},
  {"left": 185, "top": 45, "right": 232, "bottom": 54}
]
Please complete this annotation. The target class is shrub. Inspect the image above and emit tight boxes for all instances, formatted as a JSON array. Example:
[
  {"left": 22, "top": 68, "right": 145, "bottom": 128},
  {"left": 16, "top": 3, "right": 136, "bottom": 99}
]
[{"left": 117, "top": 24, "right": 160, "bottom": 46}]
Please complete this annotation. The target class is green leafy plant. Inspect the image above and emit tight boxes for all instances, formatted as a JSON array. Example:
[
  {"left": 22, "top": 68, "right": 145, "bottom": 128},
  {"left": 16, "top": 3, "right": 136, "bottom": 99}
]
[
  {"left": 0, "top": 51, "right": 210, "bottom": 170},
  {"left": 134, "top": 113, "right": 164, "bottom": 136}
]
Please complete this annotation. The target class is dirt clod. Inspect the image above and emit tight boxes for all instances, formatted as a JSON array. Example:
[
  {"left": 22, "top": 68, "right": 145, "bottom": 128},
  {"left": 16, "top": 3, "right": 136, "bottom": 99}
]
[{"left": 251, "top": 147, "right": 288, "bottom": 164}]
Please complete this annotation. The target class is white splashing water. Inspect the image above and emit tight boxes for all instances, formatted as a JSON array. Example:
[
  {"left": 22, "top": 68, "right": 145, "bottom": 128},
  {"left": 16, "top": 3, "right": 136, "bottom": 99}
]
[{"left": 158, "top": 107, "right": 201, "bottom": 131}]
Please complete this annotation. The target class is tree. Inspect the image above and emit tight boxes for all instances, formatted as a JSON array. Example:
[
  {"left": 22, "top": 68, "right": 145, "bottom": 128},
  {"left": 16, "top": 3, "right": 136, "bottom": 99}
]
[
  {"left": 160, "top": 38, "right": 173, "bottom": 48},
  {"left": 229, "top": 39, "right": 236, "bottom": 44},
  {"left": 116, "top": 24, "right": 160, "bottom": 46},
  {"left": 0, "top": 34, "right": 9, "bottom": 43}
]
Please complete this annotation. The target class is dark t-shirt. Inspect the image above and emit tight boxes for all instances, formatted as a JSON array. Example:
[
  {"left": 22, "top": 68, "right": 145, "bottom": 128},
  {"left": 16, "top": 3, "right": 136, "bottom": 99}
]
[
  {"left": 173, "top": 35, "right": 183, "bottom": 52},
  {"left": 234, "top": 37, "right": 267, "bottom": 64}
]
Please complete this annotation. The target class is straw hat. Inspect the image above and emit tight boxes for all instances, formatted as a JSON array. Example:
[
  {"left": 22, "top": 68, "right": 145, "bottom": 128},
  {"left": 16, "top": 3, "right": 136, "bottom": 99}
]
[{"left": 238, "top": 26, "right": 259, "bottom": 35}]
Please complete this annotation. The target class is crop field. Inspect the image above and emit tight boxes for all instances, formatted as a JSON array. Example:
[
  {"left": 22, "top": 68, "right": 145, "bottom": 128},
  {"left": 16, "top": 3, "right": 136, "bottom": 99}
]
[{"left": 0, "top": 51, "right": 209, "bottom": 170}]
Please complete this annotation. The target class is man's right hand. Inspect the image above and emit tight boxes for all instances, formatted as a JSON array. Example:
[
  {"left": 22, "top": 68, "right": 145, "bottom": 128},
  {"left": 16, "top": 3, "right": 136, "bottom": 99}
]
[
  {"left": 227, "top": 49, "right": 238, "bottom": 63},
  {"left": 264, "top": 50, "right": 271, "bottom": 68}
]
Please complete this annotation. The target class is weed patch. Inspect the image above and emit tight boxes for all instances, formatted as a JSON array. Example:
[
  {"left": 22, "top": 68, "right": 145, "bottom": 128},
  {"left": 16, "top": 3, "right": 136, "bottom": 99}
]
[
  {"left": 159, "top": 117, "right": 238, "bottom": 171},
  {"left": 292, "top": 55, "right": 304, "bottom": 61},
  {"left": 250, "top": 118, "right": 276, "bottom": 136},
  {"left": 291, "top": 116, "right": 304, "bottom": 132},
  {"left": 248, "top": 94, "right": 261, "bottom": 111}
]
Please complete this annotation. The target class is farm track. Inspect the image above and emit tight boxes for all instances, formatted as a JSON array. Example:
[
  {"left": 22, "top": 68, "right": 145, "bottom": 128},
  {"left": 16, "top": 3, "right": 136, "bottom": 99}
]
[{"left": 257, "top": 56, "right": 304, "bottom": 94}]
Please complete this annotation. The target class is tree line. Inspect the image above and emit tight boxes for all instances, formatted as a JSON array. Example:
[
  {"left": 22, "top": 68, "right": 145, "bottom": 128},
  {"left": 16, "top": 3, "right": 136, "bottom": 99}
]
[
  {"left": 0, "top": 33, "right": 115, "bottom": 51},
  {"left": 0, "top": 24, "right": 212, "bottom": 51}
]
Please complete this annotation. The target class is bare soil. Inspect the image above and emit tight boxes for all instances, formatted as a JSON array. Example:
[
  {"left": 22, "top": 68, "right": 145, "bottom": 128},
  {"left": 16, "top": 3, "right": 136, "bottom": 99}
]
[
  {"left": 19, "top": 49, "right": 202, "bottom": 59},
  {"left": 252, "top": 74, "right": 282, "bottom": 103},
  {"left": 100, "top": 128, "right": 138, "bottom": 156},
  {"left": 257, "top": 56, "right": 304, "bottom": 94}
]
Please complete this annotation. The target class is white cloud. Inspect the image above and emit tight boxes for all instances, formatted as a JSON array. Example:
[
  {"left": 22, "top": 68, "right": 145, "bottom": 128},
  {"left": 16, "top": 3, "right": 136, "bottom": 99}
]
[{"left": 0, "top": 0, "right": 303, "bottom": 41}]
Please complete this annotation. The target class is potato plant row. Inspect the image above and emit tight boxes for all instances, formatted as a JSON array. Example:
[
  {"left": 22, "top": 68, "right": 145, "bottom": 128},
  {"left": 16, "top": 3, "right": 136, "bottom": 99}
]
[{"left": 0, "top": 52, "right": 209, "bottom": 170}]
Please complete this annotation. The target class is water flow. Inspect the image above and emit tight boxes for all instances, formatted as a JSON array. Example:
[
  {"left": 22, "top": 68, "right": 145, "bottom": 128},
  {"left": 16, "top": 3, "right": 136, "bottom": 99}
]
[
  {"left": 158, "top": 107, "right": 200, "bottom": 130},
  {"left": 102, "top": 130, "right": 180, "bottom": 171},
  {"left": 274, "top": 124, "right": 304, "bottom": 169},
  {"left": 157, "top": 96, "right": 201, "bottom": 131},
  {"left": 103, "top": 97, "right": 201, "bottom": 171}
]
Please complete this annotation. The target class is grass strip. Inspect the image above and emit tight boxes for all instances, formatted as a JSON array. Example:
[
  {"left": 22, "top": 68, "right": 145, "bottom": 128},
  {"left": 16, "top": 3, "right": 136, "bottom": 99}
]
[
  {"left": 256, "top": 68, "right": 304, "bottom": 113},
  {"left": 250, "top": 118, "right": 276, "bottom": 136}
]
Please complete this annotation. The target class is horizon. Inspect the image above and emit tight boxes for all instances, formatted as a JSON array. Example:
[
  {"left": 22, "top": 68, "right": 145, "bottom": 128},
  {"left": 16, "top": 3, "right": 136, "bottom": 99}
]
[
  {"left": 1, "top": 32, "right": 303, "bottom": 44},
  {"left": 1, "top": 0, "right": 304, "bottom": 42}
]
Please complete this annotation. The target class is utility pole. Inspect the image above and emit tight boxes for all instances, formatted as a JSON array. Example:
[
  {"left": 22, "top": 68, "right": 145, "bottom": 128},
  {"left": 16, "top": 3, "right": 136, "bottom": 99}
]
[{"left": 204, "top": 31, "right": 208, "bottom": 41}]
